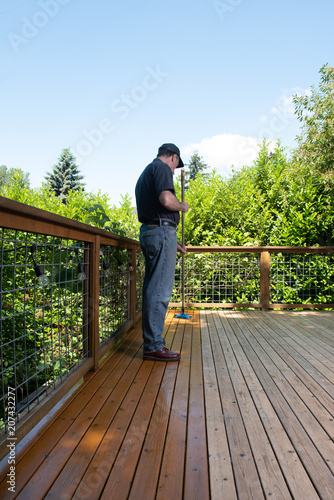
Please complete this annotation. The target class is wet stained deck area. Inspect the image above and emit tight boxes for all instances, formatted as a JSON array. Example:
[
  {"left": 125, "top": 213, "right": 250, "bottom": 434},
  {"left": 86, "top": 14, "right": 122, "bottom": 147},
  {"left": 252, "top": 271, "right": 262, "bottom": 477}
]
[{"left": 0, "top": 310, "right": 333, "bottom": 499}]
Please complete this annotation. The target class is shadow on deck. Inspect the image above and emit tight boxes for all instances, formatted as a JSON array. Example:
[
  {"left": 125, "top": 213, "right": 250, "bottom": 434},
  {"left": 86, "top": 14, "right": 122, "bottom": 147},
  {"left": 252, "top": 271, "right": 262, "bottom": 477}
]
[{"left": 0, "top": 310, "right": 333, "bottom": 499}]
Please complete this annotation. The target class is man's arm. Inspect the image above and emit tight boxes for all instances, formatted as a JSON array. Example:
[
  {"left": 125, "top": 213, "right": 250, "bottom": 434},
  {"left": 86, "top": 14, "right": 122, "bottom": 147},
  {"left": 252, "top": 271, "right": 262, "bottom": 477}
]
[{"left": 159, "top": 190, "right": 189, "bottom": 213}]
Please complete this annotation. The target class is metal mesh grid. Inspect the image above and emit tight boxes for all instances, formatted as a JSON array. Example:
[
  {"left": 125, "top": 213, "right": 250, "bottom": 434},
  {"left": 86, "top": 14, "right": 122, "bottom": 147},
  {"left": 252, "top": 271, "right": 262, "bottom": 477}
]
[
  {"left": 136, "top": 251, "right": 145, "bottom": 314},
  {"left": 270, "top": 253, "right": 334, "bottom": 304},
  {"left": 99, "top": 246, "right": 131, "bottom": 346},
  {"left": 0, "top": 229, "right": 89, "bottom": 431},
  {"left": 172, "top": 252, "right": 261, "bottom": 304}
]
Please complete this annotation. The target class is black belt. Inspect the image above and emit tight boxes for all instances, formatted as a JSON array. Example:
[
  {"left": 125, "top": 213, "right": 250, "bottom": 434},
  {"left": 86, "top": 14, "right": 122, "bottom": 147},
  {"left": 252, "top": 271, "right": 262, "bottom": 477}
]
[{"left": 146, "top": 218, "right": 177, "bottom": 228}]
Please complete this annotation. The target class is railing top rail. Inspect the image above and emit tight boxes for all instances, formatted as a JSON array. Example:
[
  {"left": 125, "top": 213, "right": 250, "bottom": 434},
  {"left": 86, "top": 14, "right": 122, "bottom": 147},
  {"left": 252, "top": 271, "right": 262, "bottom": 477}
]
[
  {"left": 186, "top": 245, "right": 334, "bottom": 254},
  {"left": 0, "top": 196, "right": 140, "bottom": 249}
]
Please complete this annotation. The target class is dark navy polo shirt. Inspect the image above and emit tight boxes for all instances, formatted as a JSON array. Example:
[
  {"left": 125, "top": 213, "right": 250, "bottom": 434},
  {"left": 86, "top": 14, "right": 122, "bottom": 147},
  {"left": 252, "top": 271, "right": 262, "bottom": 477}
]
[{"left": 135, "top": 158, "right": 180, "bottom": 225}]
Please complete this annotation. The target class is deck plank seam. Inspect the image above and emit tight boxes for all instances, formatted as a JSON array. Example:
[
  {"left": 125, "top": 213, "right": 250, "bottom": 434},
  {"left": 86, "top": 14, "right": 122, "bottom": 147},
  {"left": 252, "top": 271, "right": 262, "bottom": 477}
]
[
  {"left": 229, "top": 311, "right": 334, "bottom": 499},
  {"left": 218, "top": 310, "right": 286, "bottom": 499}
]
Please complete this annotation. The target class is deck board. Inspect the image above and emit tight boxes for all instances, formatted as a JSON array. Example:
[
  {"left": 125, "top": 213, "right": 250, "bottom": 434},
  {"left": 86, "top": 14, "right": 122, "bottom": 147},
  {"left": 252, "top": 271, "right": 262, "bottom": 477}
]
[
  {"left": 156, "top": 321, "right": 190, "bottom": 500},
  {"left": 0, "top": 310, "right": 333, "bottom": 499},
  {"left": 211, "top": 311, "right": 291, "bottom": 499},
  {"left": 183, "top": 311, "right": 210, "bottom": 500}
]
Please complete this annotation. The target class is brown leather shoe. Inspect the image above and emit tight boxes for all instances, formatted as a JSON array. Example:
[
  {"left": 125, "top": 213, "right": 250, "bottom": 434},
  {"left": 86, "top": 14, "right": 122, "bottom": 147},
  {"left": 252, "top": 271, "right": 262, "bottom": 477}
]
[{"left": 143, "top": 347, "right": 181, "bottom": 361}]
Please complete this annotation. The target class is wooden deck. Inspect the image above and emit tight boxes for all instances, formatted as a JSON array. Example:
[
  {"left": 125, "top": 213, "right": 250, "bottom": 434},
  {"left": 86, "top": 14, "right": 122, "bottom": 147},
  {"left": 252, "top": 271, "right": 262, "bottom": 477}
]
[{"left": 0, "top": 310, "right": 333, "bottom": 499}]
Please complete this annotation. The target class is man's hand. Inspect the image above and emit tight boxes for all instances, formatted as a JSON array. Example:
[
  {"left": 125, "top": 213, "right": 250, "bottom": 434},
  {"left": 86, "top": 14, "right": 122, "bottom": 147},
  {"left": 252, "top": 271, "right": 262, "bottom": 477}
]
[
  {"left": 180, "top": 201, "right": 189, "bottom": 213},
  {"left": 177, "top": 242, "right": 187, "bottom": 254}
]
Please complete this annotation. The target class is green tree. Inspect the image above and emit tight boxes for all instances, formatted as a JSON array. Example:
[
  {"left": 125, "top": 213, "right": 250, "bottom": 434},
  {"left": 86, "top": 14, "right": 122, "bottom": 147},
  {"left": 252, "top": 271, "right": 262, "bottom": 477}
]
[
  {"left": 0, "top": 165, "right": 30, "bottom": 193},
  {"left": 2, "top": 175, "right": 140, "bottom": 240},
  {"left": 178, "top": 139, "right": 334, "bottom": 247},
  {"left": 293, "top": 63, "right": 334, "bottom": 188},
  {"left": 45, "top": 148, "right": 85, "bottom": 202},
  {"left": 185, "top": 151, "right": 208, "bottom": 189},
  {"left": 85, "top": 194, "right": 140, "bottom": 239}
]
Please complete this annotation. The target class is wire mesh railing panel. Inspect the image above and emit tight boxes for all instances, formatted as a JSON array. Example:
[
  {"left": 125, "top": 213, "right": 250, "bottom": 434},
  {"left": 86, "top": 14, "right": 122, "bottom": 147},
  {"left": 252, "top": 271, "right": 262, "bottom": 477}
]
[
  {"left": 135, "top": 251, "right": 145, "bottom": 314},
  {"left": 0, "top": 229, "right": 89, "bottom": 431},
  {"left": 172, "top": 252, "right": 261, "bottom": 305},
  {"left": 270, "top": 253, "right": 334, "bottom": 304},
  {"left": 99, "top": 246, "right": 131, "bottom": 346}
]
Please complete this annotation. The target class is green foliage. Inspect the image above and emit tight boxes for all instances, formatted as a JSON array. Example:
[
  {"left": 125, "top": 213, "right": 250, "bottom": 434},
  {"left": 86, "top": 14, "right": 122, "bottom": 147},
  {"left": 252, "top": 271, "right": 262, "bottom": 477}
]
[
  {"left": 1, "top": 179, "right": 139, "bottom": 240},
  {"left": 0, "top": 165, "right": 30, "bottom": 193},
  {"left": 107, "top": 194, "right": 140, "bottom": 240},
  {"left": 0, "top": 230, "right": 136, "bottom": 428},
  {"left": 172, "top": 251, "right": 334, "bottom": 307},
  {"left": 176, "top": 66, "right": 333, "bottom": 248},
  {"left": 293, "top": 63, "right": 334, "bottom": 187},
  {"left": 85, "top": 201, "right": 137, "bottom": 267},
  {"left": 45, "top": 148, "right": 85, "bottom": 202},
  {"left": 0, "top": 234, "right": 87, "bottom": 427},
  {"left": 85, "top": 204, "right": 118, "bottom": 230},
  {"left": 172, "top": 252, "right": 261, "bottom": 305},
  {"left": 85, "top": 195, "right": 140, "bottom": 239},
  {"left": 179, "top": 138, "right": 334, "bottom": 247},
  {"left": 1, "top": 64, "right": 333, "bottom": 249}
]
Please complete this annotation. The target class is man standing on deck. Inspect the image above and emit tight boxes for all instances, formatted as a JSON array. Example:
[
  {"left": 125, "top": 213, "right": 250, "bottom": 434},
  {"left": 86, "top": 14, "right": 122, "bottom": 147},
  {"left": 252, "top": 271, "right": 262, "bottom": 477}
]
[{"left": 135, "top": 143, "right": 189, "bottom": 361}]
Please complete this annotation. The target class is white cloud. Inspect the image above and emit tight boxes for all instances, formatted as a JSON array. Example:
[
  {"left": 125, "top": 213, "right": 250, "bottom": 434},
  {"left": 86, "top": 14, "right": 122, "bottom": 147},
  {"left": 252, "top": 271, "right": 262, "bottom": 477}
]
[
  {"left": 181, "top": 89, "right": 312, "bottom": 176},
  {"left": 182, "top": 133, "right": 263, "bottom": 175}
]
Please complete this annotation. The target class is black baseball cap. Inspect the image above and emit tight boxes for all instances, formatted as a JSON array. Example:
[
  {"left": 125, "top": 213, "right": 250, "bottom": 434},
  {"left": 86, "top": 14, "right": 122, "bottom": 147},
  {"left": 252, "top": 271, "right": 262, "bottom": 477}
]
[{"left": 158, "top": 143, "right": 184, "bottom": 168}]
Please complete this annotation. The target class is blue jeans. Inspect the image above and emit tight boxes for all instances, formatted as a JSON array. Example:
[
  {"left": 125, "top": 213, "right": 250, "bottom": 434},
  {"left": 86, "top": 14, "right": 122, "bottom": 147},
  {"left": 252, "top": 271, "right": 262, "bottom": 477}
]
[{"left": 139, "top": 224, "right": 177, "bottom": 353}]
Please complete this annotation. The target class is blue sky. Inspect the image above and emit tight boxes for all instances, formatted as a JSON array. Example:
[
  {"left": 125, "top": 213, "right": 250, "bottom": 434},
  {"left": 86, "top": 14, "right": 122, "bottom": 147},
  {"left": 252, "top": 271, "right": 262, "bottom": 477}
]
[{"left": 1, "top": 0, "right": 334, "bottom": 205}]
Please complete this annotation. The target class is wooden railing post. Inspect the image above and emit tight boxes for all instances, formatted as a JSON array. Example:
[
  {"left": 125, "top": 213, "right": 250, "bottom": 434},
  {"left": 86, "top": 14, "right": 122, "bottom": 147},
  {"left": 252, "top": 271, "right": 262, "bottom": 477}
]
[
  {"left": 89, "top": 235, "right": 100, "bottom": 370},
  {"left": 260, "top": 250, "right": 270, "bottom": 311}
]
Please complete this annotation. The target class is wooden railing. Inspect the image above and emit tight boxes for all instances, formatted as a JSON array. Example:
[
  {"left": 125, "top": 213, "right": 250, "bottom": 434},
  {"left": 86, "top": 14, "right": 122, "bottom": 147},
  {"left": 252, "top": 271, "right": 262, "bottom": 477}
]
[
  {"left": 1, "top": 196, "right": 334, "bottom": 454},
  {"left": 171, "top": 246, "right": 334, "bottom": 311},
  {"left": 0, "top": 197, "right": 142, "bottom": 452}
]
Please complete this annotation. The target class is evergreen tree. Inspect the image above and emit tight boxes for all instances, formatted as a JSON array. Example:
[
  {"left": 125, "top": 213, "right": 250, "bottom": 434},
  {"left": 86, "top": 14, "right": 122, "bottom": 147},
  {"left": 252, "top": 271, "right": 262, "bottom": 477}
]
[
  {"left": 45, "top": 148, "right": 85, "bottom": 202},
  {"left": 185, "top": 151, "right": 208, "bottom": 189}
]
